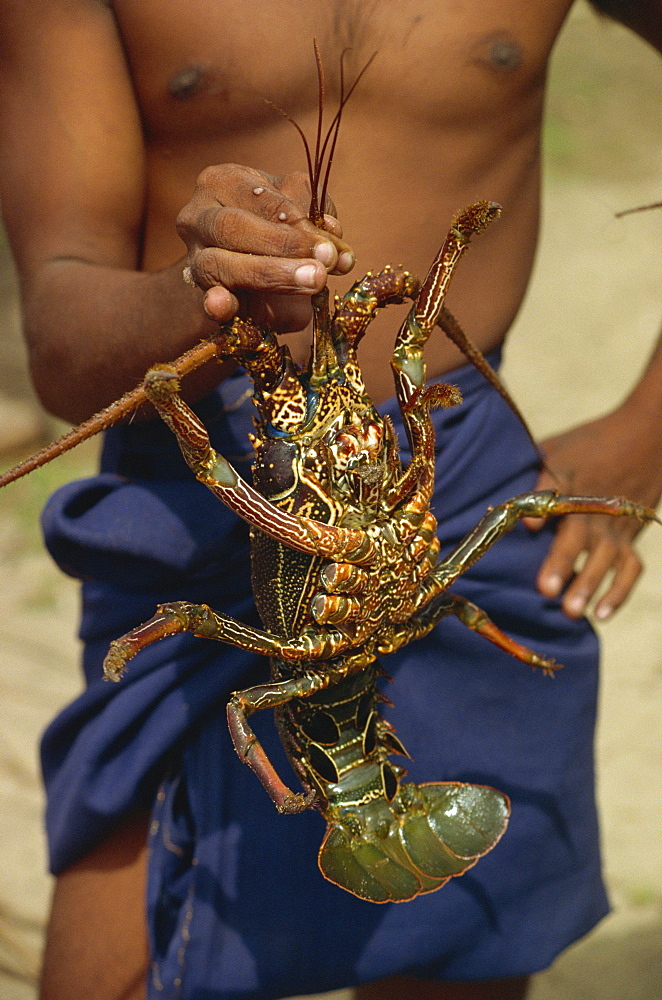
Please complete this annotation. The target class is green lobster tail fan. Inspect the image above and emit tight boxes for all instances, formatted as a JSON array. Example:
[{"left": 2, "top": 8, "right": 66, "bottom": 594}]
[{"left": 317, "top": 781, "right": 510, "bottom": 903}]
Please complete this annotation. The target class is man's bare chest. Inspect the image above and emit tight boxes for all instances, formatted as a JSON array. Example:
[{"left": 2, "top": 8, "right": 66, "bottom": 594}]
[{"left": 112, "top": 0, "right": 572, "bottom": 144}]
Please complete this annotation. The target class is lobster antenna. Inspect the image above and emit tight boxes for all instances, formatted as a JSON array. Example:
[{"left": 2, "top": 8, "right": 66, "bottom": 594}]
[
  {"left": 0, "top": 338, "right": 220, "bottom": 488},
  {"left": 262, "top": 96, "right": 316, "bottom": 205},
  {"left": 318, "top": 49, "right": 377, "bottom": 226},
  {"left": 311, "top": 38, "right": 326, "bottom": 223},
  {"left": 264, "top": 44, "right": 376, "bottom": 227},
  {"left": 615, "top": 200, "right": 662, "bottom": 218},
  {"left": 316, "top": 48, "right": 348, "bottom": 223}
]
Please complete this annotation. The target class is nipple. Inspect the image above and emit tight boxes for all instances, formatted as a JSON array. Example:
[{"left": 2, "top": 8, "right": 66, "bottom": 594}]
[
  {"left": 168, "top": 66, "right": 205, "bottom": 99},
  {"left": 471, "top": 32, "right": 523, "bottom": 74},
  {"left": 489, "top": 39, "right": 522, "bottom": 72}
]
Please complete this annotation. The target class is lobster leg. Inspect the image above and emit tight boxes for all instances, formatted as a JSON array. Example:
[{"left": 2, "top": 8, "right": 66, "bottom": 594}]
[
  {"left": 384, "top": 203, "right": 501, "bottom": 513},
  {"left": 103, "top": 601, "right": 291, "bottom": 680},
  {"left": 227, "top": 670, "right": 338, "bottom": 813},
  {"left": 141, "top": 366, "right": 376, "bottom": 565},
  {"left": 228, "top": 648, "right": 380, "bottom": 814},
  {"left": 425, "top": 490, "right": 659, "bottom": 602},
  {"left": 376, "top": 593, "right": 559, "bottom": 675},
  {"left": 103, "top": 601, "right": 362, "bottom": 681},
  {"left": 434, "top": 594, "right": 559, "bottom": 674},
  {"left": 331, "top": 266, "right": 421, "bottom": 362},
  {"left": 390, "top": 202, "right": 502, "bottom": 411}
]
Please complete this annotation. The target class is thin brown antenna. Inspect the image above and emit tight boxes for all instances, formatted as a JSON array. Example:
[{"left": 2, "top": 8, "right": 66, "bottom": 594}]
[
  {"left": 318, "top": 50, "right": 377, "bottom": 225},
  {"left": 310, "top": 38, "right": 326, "bottom": 223},
  {"left": 262, "top": 96, "right": 316, "bottom": 202},
  {"left": 264, "top": 43, "right": 376, "bottom": 228},
  {"left": 615, "top": 201, "right": 662, "bottom": 218},
  {"left": 0, "top": 338, "right": 219, "bottom": 488}
]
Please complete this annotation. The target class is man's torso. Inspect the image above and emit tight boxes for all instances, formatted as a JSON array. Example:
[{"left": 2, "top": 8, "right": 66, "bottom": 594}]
[{"left": 112, "top": 0, "right": 574, "bottom": 397}]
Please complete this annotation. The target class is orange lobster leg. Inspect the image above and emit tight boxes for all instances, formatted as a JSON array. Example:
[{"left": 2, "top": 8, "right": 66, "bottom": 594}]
[
  {"left": 426, "top": 490, "right": 658, "bottom": 601},
  {"left": 227, "top": 671, "right": 335, "bottom": 814},
  {"left": 103, "top": 600, "right": 361, "bottom": 681},
  {"left": 142, "top": 366, "right": 376, "bottom": 565}
]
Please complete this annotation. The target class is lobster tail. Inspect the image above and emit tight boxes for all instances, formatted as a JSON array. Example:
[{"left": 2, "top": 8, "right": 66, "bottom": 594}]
[{"left": 318, "top": 781, "right": 510, "bottom": 902}]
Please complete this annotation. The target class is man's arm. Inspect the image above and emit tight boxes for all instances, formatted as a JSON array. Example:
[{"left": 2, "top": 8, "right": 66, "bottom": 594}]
[
  {"left": 526, "top": 331, "right": 662, "bottom": 619},
  {"left": 523, "top": 1, "right": 662, "bottom": 620},
  {"left": 0, "top": 0, "right": 350, "bottom": 423}
]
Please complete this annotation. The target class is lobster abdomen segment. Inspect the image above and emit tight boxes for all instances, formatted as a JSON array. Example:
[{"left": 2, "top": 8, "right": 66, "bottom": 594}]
[{"left": 318, "top": 782, "right": 510, "bottom": 903}]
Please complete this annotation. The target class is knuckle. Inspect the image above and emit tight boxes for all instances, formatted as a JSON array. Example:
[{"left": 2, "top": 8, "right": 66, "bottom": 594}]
[
  {"left": 206, "top": 207, "right": 235, "bottom": 249},
  {"left": 191, "top": 248, "right": 225, "bottom": 289},
  {"left": 595, "top": 537, "right": 619, "bottom": 561},
  {"left": 277, "top": 227, "right": 315, "bottom": 257},
  {"left": 266, "top": 192, "right": 305, "bottom": 225},
  {"left": 624, "top": 549, "right": 643, "bottom": 575},
  {"left": 195, "top": 163, "right": 253, "bottom": 199},
  {"left": 175, "top": 205, "right": 196, "bottom": 243},
  {"left": 277, "top": 171, "right": 313, "bottom": 213},
  {"left": 196, "top": 163, "right": 224, "bottom": 191},
  {"left": 281, "top": 170, "right": 311, "bottom": 194},
  {"left": 247, "top": 256, "right": 282, "bottom": 290}
]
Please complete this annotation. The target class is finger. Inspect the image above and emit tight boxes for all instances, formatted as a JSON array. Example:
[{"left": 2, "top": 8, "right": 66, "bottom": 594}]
[
  {"left": 561, "top": 537, "right": 619, "bottom": 618},
  {"left": 192, "top": 246, "right": 328, "bottom": 295},
  {"left": 183, "top": 204, "right": 340, "bottom": 266},
  {"left": 536, "top": 516, "right": 588, "bottom": 599},
  {"left": 322, "top": 213, "right": 344, "bottom": 238},
  {"left": 187, "top": 164, "right": 298, "bottom": 216},
  {"left": 521, "top": 472, "right": 558, "bottom": 532},
  {"left": 594, "top": 548, "right": 643, "bottom": 620},
  {"left": 202, "top": 284, "right": 314, "bottom": 332},
  {"left": 202, "top": 284, "right": 240, "bottom": 323},
  {"left": 275, "top": 172, "right": 340, "bottom": 229},
  {"left": 218, "top": 166, "right": 354, "bottom": 265},
  {"left": 251, "top": 293, "right": 315, "bottom": 334},
  {"left": 320, "top": 210, "right": 356, "bottom": 272}
]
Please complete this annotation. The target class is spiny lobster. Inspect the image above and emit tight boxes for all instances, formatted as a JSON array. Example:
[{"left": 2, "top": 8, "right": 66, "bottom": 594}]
[{"left": 0, "top": 51, "right": 657, "bottom": 904}]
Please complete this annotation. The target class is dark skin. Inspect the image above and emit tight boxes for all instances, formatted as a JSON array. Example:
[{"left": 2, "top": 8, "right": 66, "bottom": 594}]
[{"left": 0, "top": 2, "right": 660, "bottom": 998}]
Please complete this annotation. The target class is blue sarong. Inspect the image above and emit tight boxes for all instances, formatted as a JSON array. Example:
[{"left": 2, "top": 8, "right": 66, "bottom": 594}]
[{"left": 41, "top": 352, "right": 608, "bottom": 997}]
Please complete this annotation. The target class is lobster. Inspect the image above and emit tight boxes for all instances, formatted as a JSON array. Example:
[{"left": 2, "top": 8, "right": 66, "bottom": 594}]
[{"left": 0, "top": 51, "right": 657, "bottom": 904}]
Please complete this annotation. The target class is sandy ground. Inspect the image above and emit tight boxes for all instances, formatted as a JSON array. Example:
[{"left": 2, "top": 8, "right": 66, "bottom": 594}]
[{"left": 0, "top": 3, "right": 660, "bottom": 997}]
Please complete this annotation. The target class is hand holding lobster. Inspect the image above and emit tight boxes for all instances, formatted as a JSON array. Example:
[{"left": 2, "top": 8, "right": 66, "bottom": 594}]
[{"left": 176, "top": 164, "right": 354, "bottom": 332}]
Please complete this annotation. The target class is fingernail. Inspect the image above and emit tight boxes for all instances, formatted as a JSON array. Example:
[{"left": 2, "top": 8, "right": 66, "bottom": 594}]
[
  {"left": 323, "top": 213, "right": 343, "bottom": 236},
  {"left": 541, "top": 573, "right": 563, "bottom": 597},
  {"left": 203, "top": 290, "right": 220, "bottom": 318},
  {"left": 565, "top": 594, "right": 586, "bottom": 616},
  {"left": 203, "top": 286, "right": 234, "bottom": 320},
  {"left": 314, "top": 241, "right": 336, "bottom": 267},
  {"left": 336, "top": 250, "right": 355, "bottom": 273},
  {"left": 294, "top": 263, "right": 321, "bottom": 288},
  {"left": 595, "top": 603, "right": 612, "bottom": 621}
]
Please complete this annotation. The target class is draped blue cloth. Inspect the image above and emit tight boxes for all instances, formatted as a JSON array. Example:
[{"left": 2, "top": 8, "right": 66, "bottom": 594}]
[{"left": 41, "top": 352, "right": 608, "bottom": 998}]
